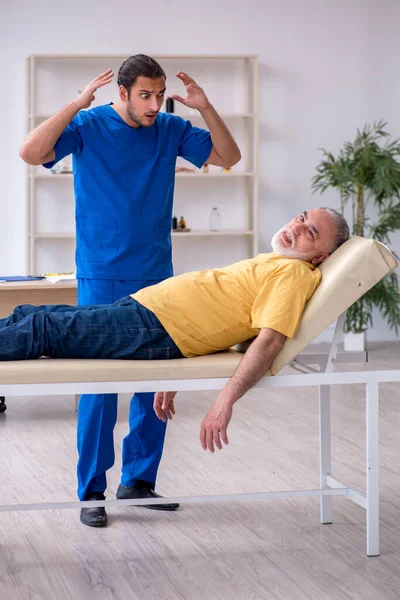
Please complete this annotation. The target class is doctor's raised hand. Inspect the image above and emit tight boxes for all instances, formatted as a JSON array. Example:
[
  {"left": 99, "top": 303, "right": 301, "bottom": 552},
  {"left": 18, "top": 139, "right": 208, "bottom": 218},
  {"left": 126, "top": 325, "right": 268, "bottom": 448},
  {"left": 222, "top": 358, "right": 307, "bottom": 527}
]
[
  {"left": 75, "top": 69, "right": 114, "bottom": 110},
  {"left": 168, "top": 72, "right": 212, "bottom": 111}
]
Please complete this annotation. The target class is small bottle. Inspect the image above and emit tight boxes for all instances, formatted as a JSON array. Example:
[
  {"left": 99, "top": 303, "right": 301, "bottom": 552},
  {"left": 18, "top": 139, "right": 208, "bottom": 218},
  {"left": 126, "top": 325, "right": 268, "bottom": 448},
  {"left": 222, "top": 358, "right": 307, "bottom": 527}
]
[
  {"left": 166, "top": 98, "right": 175, "bottom": 113},
  {"left": 209, "top": 207, "right": 221, "bottom": 231},
  {"left": 221, "top": 167, "right": 232, "bottom": 174},
  {"left": 172, "top": 215, "right": 178, "bottom": 230},
  {"left": 203, "top": 163, "right": 209, "bottom": 174},
  {"left": 179, "top": 216, "right": 186, "bottom": 230}
]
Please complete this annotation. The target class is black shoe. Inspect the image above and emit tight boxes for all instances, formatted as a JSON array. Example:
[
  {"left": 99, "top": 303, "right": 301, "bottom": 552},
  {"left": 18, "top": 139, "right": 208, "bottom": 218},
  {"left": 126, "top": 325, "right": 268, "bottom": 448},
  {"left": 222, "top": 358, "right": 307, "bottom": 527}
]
[
  {"left": 80, "top": 492, "right": 108, "bottom": 527},
  {"left": 116, "top": 480, "right": 179, "bottom": 511}
]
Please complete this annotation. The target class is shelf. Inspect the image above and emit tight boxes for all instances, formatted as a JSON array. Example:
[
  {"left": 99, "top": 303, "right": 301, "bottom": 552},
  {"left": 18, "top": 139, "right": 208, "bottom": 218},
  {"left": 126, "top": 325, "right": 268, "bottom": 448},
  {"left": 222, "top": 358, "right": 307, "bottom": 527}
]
[
  {"left": 34, "top": 230, "right": 256, "bottom": 239},
  {"left": 176, "top": 172, "right": 254, "bottom": 178},
  {"left": 172, "top": 230, "right": 255, "bottom": 237},
  {"left": 183, "top": 113, "right": 255, "bottom": 120},
  {"left": 29, "top": 113, "right": 255, "bottom": 121},
  {"left": 32, "top": 173, "right": 73, "bottom": 179},
  {"left": 34, "top": 233, "right": 76, "bottom": 239},
  {"left": 31, "top": 54, "right": 257, "bottom": 60},
  {"left": 32, "top": 172, "right": 254, "bottom": 180}
]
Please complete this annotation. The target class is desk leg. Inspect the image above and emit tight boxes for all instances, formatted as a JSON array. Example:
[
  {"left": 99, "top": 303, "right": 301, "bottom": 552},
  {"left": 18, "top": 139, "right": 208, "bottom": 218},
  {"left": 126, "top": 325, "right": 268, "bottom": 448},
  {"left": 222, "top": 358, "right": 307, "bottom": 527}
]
[{"left": 319, "top": 385, "right": 332, "bottom": 524}]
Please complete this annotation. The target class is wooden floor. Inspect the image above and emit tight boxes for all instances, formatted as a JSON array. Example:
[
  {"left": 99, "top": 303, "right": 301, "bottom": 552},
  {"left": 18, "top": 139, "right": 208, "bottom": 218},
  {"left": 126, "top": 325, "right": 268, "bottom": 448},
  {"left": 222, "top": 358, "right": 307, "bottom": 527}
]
[{"left": 1, "top": 343, "right": 400, "bottom": 600}]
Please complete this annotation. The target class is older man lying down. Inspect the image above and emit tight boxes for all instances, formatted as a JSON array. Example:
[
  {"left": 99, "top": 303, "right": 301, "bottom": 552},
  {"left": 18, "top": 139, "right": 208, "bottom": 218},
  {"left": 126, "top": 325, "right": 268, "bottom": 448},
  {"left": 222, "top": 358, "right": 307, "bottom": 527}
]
[{"left": 0, "top": 208, "right": 349, "bottom": 452}]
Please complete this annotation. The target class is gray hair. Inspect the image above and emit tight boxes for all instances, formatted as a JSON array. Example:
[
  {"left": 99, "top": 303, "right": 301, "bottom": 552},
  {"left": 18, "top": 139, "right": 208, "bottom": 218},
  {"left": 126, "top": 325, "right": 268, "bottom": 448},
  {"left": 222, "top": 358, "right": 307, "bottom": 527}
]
[{"left": 320, "top": 207, "right": 350, "bottom": 253}]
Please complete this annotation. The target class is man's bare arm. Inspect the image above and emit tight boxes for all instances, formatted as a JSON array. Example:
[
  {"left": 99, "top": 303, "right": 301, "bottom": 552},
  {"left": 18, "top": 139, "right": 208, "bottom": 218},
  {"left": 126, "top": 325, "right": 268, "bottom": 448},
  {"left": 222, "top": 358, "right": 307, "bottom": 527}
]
[
  {"left": 19, "top": 69, "right": 114, "bottom": 166},
  {"left": 200, "top": 328, "right": 286, "bottom": 452}
]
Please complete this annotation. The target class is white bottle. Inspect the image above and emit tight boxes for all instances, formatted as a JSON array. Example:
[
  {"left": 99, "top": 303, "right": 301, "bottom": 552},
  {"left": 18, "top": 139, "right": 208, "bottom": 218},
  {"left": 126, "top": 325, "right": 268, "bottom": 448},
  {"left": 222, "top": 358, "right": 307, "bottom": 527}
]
[{"left": 209, "top": 207, "right": 221, "bottom": 231}]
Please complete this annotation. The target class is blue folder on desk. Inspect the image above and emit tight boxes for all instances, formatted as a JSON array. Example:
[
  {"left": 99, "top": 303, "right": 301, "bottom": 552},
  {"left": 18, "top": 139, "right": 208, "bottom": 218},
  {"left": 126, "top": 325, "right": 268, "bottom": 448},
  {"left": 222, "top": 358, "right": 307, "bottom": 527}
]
[{"left": 0, "top": 276, "right": 44, "bottom": 282}]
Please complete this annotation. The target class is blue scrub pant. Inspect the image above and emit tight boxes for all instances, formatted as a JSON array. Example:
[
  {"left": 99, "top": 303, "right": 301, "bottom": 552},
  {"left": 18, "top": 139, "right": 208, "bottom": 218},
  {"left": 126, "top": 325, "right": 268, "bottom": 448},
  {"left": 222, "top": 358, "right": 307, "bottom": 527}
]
[{"left": 77, "top": 278, "right": 168, "bottom": 501}]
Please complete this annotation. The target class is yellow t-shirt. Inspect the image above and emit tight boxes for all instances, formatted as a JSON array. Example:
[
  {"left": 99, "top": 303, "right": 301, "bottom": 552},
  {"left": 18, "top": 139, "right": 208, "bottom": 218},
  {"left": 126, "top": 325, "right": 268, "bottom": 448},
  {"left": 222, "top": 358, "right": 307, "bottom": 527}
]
[{"left": 132, "top": 253, "right": 321, "bottom": 357}]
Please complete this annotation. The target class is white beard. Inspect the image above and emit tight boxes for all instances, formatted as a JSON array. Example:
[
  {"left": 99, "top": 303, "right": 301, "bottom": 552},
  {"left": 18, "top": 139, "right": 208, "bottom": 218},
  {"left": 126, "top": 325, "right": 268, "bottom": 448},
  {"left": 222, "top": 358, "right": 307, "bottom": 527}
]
[{"left": 271, "top": 227, "right": 312, "bottom": 261}]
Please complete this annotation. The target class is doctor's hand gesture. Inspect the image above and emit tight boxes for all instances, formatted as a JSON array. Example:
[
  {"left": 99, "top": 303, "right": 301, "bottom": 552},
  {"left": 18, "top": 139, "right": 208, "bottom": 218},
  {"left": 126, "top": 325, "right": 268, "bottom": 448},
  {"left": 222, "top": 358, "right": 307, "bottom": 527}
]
[
  {"left": 168, "top": 72, "right": 211, "bottom": 112},
  {"left": 75, "top": 69, "right": 114, "bottom": 110},
  {"left": 153, "top": 391, "right": 177, "bottom": 422}
]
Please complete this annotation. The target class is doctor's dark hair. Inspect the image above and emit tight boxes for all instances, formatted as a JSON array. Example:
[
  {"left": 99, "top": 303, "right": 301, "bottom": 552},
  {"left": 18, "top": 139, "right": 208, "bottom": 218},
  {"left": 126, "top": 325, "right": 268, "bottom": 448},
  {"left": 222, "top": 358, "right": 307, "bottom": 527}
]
[
  {"left": 117, "top": 55, "right": 166, "bottom": 95},
  {"left": 320, "top": 207, "right": 350, "bottom": 252}
]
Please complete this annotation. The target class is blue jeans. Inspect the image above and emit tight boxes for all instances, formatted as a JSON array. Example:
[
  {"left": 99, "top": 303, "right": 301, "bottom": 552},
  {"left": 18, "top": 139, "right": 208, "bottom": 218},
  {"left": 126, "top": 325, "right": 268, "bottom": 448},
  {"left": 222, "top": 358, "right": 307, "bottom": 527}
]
[
  {"left": 0, "top": 297, "right": 181, "bottom": 360},
  {"left": 76, "top": 278, "right": 179, "bottom": 501}
]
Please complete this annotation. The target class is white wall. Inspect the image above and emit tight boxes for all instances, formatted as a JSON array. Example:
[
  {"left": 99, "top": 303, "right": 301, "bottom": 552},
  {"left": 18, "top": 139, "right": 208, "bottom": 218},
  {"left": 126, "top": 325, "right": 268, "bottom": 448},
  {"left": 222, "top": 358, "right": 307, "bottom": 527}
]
[
  {"left": 364, "top": 1, "right": 400, "bottom": 342},
  {"left": 1, "top": 0, "right": 399, "bottom": 340}
]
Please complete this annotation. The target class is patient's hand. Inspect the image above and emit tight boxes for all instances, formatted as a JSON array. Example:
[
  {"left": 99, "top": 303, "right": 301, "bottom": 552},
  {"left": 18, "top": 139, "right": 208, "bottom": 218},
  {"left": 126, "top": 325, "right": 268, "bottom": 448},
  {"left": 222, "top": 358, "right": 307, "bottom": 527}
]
[
  {"left": 153, "top": 391, "right": 177, "bottom": 422},
  {"left": 200, "top": 400, "right": 232, "bottom": 453}
]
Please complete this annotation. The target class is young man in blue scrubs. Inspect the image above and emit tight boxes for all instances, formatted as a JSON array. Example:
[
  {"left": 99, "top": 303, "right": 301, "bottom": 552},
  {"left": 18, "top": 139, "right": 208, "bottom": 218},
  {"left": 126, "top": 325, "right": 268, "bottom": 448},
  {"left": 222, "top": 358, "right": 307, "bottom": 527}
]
[{"left": 19, "top": 54, "right": 241, "bottom": 527}]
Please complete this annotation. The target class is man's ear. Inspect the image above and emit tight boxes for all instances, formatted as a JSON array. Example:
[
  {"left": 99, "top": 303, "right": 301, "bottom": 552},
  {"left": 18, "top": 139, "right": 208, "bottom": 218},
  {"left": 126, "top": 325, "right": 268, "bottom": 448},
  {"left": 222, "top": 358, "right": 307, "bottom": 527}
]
[
  {"left": 311, "top": 252, "right": 329, "bottom": 265},
  {"left": 119, "top": 85, "right": 128, "bottom": 102}
]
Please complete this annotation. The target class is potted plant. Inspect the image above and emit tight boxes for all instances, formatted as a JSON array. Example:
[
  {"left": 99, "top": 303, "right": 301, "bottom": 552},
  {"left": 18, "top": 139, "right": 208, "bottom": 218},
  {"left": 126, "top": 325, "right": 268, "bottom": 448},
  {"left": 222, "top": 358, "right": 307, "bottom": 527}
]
[{"left": 312, "top": 120, "right": 400, "bottom": 350}]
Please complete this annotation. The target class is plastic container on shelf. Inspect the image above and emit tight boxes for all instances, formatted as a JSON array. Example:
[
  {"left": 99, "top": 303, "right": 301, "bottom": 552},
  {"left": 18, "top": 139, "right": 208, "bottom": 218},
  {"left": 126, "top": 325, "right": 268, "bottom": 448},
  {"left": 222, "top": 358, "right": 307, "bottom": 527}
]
[{"left": 209, "top": 207, "right": 221, "bottom": 231}]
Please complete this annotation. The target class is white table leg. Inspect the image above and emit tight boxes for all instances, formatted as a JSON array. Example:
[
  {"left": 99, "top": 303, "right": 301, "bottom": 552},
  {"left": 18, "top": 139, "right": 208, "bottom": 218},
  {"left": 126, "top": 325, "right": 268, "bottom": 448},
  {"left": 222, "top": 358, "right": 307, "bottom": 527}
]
[
  {"left": 319, "top": 384, "right": 332, "bottom": 524},
  {"left": 366, "top": 380, "right": 379, "bottom": 556}
]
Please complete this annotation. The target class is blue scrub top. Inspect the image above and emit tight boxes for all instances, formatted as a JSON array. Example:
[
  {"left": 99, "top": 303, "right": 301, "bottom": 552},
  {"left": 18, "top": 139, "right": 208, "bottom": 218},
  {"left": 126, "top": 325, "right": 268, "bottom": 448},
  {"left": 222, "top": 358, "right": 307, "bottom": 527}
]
[{"left": 43, "top": 105, "right": 212, "bottom": 280}]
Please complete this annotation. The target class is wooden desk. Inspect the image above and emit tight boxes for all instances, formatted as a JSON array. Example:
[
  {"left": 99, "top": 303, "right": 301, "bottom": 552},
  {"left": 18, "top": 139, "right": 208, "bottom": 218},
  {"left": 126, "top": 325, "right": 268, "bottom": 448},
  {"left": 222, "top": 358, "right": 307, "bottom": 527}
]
[{"left": 0, "top": 280, "right": 77, "bottom": 318}]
